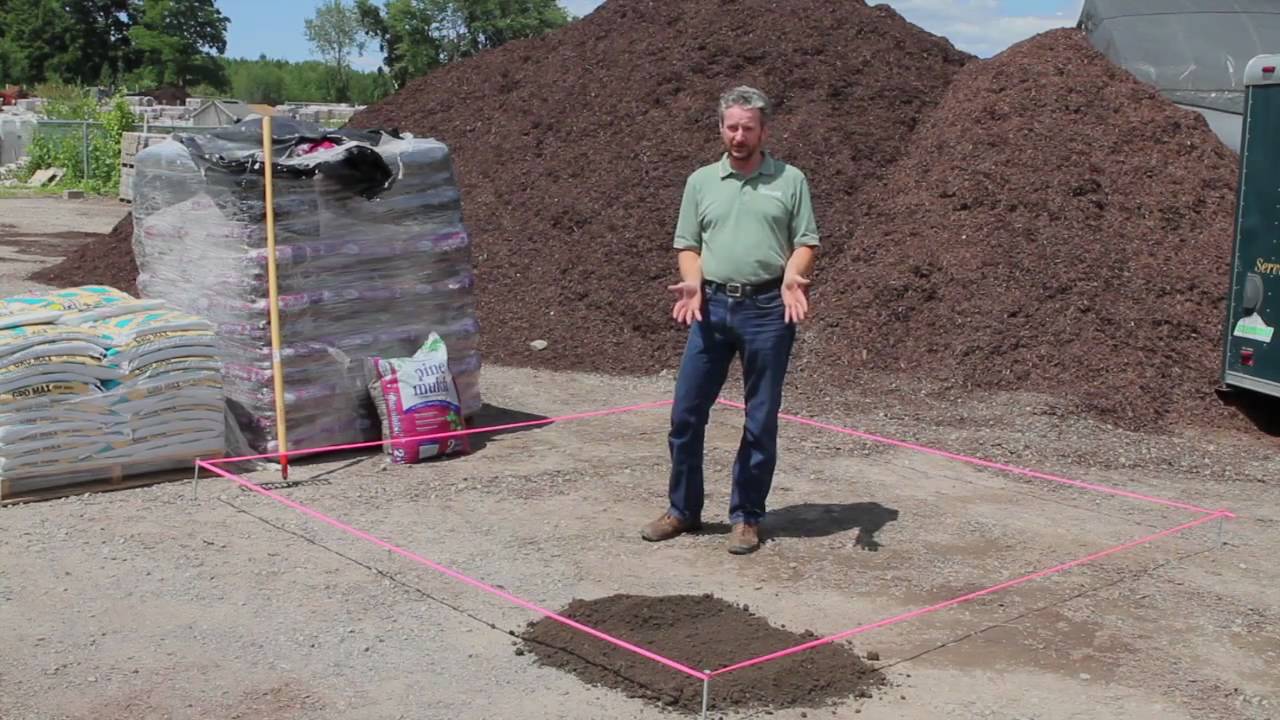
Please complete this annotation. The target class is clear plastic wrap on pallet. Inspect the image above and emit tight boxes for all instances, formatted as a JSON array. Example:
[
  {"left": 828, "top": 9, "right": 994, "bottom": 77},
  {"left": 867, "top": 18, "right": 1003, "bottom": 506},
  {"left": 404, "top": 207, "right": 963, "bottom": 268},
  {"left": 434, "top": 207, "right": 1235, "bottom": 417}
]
[
  {"left": 0, "top": 287, "right": 225, "bottom": 496},
  {"left": 130, "top": 118, "right": 482, "bottom": 455}
]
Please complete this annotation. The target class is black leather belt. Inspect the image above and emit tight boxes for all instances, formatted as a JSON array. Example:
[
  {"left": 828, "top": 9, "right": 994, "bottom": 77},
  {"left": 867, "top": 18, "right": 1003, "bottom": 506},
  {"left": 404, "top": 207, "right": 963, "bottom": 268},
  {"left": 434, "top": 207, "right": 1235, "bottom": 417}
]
[{"left": 703, "top": 277, "right": 783, "bottom": 298}]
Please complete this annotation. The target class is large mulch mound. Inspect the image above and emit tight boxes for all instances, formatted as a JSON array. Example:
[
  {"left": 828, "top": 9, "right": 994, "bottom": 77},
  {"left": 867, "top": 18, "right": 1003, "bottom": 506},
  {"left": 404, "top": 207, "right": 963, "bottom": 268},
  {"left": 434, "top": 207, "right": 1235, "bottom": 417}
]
[
  {"left": 29, "top": 213, "right": 138, "bottom": 296},
  {"left": 350, "top": 0, "right": 971, "bottom": 375},
  {"left": 519, "top": 593, "right": 886, "bottom": 713},
  {"left": 349, "top": 3, "right": 1242, "bottom": 431},
  {"left": 30, "top": 7, "right": 1251, "bottom": 434},
  {"left": 798, "top": 28, "right": 1240, "bottom": 429}
]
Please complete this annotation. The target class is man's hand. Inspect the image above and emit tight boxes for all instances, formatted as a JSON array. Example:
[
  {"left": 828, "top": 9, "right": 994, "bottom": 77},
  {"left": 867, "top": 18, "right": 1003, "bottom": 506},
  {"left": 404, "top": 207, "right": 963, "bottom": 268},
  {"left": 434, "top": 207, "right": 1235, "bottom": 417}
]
[
  {"left": 782, "top": 273, "right": 811, "bottom": 324},
  {"left": 669, "top": 280, "right": 703, "bottom": 325},
  {"left": 782, "top": 245, "right": 817, "bottom": 324}
]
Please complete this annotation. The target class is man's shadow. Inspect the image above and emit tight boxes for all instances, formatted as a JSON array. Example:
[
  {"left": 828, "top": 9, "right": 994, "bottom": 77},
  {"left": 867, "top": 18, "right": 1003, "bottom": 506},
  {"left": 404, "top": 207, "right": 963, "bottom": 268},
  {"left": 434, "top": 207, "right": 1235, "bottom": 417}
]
[
  {"left": 463, "top": 403, "right": 552, "bottom": 453},
  {"left": 701, "top": 502, "right": 899, "bottom": 551}
]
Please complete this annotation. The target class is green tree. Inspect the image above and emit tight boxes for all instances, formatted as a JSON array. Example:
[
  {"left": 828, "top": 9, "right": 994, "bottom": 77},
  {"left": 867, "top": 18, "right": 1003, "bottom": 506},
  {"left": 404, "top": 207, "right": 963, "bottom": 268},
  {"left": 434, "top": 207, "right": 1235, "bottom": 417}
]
[
  {"left": 448, "top": 0, "right": 570, "bottom": 58},
  {"left": 216, "top": 56, "right": 394, "bottom": 105},
  {"left": 355, "top": 0, "right": 442, "bottom": 89},
  {"left": 128, "top": 0, "right": 229, "bottom": 89},
  {"left": 53, "top": 0, "right": 133, "bottom": 85},
  {"left": 350, "top": 65, "right": 396, "bottom": 104},
  {"left": 229, "top": 54, "right": 288, "bottom": 104},
  {"left": 0, "top": 0, "right": 72, "bottom": 85},
  {"left": 304, "top": 0, "right": 368, "bottom": 103},
  {"left": 354, "top": 0, "right": 394, "bottom": 69},
  {"left": 353, "top": 0, "right": 570, "bottom": 89},
  {"left": 0, "top": 0, "right": 131, "bottom": 85}
]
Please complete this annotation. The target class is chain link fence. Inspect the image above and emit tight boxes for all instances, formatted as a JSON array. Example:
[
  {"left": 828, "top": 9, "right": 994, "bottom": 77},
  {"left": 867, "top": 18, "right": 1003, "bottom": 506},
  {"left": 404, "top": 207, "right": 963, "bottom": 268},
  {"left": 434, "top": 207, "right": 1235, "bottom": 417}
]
[
  {"left": 27, "top": 120, "right": 111, "bottom": 183},
  {"left": 25, "top": 120, "right": 225, "bottom": 194}
]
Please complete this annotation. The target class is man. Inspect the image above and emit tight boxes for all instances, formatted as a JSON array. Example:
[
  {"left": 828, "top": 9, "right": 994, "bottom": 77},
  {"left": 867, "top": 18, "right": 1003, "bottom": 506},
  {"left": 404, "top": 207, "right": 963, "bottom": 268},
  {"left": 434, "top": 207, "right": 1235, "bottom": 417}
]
[{"left": 641, "top": 85, "right": 820, "bottom": 555}]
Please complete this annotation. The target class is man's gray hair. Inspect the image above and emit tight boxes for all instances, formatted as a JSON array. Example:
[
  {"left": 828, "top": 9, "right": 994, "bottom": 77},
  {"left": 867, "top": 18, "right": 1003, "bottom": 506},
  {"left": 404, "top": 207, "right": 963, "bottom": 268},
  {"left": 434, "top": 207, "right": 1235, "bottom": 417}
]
[{"left": 718, "top": 85, "right": 770, "bottom": 125}]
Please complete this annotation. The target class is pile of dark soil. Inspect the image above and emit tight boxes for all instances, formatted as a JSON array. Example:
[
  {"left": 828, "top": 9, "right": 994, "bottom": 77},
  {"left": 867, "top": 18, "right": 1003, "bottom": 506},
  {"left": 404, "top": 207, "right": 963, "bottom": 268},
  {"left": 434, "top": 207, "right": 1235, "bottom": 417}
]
[
  {"left": 800, "top": 28, "right": 1240, "bottom": 429},
  {"left": 0, "top": 225, "right": 106, "bottom": 254},
  {"left": 350, "top": 0, "right": 970, "bottom": 375},
  {"left": 519, "top": 593, "right": 885, "bottom": 713},
  {"left": 29, "top": 213, "right": 138, "bottom": 295}
]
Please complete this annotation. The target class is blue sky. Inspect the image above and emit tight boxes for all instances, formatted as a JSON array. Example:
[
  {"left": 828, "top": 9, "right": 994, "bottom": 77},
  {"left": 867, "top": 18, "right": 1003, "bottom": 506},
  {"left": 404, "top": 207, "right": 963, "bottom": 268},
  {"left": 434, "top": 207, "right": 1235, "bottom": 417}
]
[{"left": 220, "top": 0, "right": 1084, "bottom": 64}]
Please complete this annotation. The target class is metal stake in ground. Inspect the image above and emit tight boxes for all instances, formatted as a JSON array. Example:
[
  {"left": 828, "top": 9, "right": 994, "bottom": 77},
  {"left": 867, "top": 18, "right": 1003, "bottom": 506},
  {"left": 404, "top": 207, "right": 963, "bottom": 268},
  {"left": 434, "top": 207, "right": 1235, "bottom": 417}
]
[
  {"left": 80, "top": 121, "right": 89, "bottom": 182},
  {"left": 701, "top": 672, "right": 710, "bottom": 719}
]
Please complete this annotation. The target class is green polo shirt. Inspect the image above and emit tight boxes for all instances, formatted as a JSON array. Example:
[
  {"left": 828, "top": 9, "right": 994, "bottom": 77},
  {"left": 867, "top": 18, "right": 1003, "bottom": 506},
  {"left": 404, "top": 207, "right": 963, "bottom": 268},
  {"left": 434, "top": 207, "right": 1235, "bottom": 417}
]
[{"left": 673, "top": 152, "right": 820, "bottom": 285}]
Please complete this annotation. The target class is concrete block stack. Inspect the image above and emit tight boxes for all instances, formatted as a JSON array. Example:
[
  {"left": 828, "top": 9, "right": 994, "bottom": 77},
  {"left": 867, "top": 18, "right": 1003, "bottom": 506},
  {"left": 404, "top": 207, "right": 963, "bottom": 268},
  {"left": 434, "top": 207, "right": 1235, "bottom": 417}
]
[{"left": 119, "top": 132, "right": 173, "bottom": 202}]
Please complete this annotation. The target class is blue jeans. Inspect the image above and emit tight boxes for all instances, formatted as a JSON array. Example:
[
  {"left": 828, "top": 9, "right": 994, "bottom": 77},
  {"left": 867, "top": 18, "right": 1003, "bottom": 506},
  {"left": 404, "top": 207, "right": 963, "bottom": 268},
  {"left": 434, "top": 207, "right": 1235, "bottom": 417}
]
[{"left": 667, "top": 284, "right": 795, "bottom": 525}]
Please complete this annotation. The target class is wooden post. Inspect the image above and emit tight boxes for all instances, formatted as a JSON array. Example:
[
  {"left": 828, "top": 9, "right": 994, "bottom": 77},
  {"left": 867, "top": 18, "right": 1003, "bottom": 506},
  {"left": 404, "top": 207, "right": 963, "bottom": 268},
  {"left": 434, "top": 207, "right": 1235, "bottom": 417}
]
[{"left": 262, "top": 115, "right": 289, "bottom": 480}]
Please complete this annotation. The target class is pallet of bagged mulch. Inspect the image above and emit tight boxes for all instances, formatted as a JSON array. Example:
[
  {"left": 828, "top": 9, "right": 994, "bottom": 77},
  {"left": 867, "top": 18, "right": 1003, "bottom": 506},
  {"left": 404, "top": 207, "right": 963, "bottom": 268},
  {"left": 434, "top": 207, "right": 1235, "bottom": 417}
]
[{"left": 0, "top": 286, "right": 228, "bottom": 503}]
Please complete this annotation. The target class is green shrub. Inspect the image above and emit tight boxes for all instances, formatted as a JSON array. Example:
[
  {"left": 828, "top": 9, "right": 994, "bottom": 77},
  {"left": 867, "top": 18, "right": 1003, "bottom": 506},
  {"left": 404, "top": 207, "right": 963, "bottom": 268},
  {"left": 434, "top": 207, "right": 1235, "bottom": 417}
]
[{"left": 22, "top": 88, "right": 139, "bottom": 196}]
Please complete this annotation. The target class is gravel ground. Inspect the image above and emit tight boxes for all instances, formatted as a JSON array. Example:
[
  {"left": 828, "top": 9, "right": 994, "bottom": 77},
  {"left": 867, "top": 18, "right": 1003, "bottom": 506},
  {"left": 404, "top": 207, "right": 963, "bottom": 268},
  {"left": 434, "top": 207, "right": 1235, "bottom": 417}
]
[
  {"left": 2, "top": 364, "right": 1277, "bottom": 720},
  {"left": 0, "top": 195, "right": 128, "bottom": 296}
]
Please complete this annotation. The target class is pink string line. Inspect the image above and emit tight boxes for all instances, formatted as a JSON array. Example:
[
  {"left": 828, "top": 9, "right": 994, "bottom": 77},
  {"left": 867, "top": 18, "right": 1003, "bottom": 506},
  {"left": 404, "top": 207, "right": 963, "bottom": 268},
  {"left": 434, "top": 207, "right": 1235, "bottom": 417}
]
[
  {"left": 197, "top": 459, "right": 710, "bottom": 682},
  {"left": 207, "top": 399, "right": 674, "bottom": 466},
  {"left": 710, "top": 510, "right": 1230, "bottom": 677},
  {"left": 717, "top": 399, "right": 1232, "bottom": 517},
  {"left": 196, "top": 395, "right": 1237, "bottom": 686}
]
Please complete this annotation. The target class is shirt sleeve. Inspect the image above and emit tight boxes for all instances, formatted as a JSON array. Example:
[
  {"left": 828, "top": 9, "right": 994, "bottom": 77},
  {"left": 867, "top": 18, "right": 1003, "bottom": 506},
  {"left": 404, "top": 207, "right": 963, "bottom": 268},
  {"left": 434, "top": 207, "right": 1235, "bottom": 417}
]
[
  {"left": 673, "top": 175, "right": 702, "bottom": 251},
  {"left": 791, "top": 174, "right": 820, "bottom": 248}
]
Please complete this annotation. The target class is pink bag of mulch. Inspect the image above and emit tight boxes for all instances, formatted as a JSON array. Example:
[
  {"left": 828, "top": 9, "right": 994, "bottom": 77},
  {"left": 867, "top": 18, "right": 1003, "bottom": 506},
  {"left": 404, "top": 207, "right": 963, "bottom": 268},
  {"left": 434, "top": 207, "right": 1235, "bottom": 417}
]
[{"left": 367, "top": 333, "right": 469, "bottom": 463}]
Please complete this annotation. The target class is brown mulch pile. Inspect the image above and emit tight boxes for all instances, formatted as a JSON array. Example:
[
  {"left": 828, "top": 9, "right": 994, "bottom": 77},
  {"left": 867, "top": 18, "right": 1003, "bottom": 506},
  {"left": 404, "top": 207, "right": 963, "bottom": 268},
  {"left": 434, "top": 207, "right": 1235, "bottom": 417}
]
[
  {"left": 799, "top": 28, "right": 1241, "bottom": 429},
  {"left": 29, "top": 213, "right": 138, "bottom": 296},
  {"left": 350, "top": 0, "right": 970, "bottom": 375},
  {"left": 519, "top": 593, "right": 886, "bottom": 713},
  {"left": 31, "top": 3, "right": 1250, "bottom": 433},
  {"left": 347, "top": 4, "right": 1242, "bottom": 431}
]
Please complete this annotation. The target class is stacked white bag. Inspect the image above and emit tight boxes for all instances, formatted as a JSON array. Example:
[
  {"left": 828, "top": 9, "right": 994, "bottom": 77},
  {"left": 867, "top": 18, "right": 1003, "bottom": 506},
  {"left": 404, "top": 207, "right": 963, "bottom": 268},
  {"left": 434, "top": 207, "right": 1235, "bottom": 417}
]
[{"left": 0, "top": 286, "right": 225, "bottom": 497}]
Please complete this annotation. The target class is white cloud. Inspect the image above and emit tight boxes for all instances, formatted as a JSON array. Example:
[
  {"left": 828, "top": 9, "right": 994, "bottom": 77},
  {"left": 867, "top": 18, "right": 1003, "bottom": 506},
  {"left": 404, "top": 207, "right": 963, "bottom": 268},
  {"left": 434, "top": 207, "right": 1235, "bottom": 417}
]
[{"left": 876, "top": 0, "right": 1084, "bottom": 57}]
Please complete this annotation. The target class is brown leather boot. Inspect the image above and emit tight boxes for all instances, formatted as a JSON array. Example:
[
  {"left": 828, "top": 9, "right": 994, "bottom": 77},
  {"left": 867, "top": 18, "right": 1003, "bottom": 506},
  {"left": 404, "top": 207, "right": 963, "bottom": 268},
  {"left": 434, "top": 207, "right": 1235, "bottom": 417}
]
[
  {"left": 641, "top": 512, "right": 701, "bottom": 542},
  {"left": 727, "top": 523, "right": 760, "bottom": 554}
]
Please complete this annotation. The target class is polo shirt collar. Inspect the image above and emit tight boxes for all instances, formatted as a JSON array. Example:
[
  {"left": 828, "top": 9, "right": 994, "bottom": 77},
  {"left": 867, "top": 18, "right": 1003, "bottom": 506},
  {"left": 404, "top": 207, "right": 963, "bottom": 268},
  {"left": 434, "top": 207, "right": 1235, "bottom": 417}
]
[{"left": 719, "top": 151, "right": 779, "bottom": 179}]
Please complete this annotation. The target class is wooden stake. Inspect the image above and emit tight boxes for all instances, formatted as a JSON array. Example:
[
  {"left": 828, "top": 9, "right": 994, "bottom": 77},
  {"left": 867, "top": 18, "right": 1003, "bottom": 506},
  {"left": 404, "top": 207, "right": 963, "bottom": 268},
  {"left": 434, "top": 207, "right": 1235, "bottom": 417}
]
[{"left": 262, "top": 115, "right": 289, "bottom": 480}]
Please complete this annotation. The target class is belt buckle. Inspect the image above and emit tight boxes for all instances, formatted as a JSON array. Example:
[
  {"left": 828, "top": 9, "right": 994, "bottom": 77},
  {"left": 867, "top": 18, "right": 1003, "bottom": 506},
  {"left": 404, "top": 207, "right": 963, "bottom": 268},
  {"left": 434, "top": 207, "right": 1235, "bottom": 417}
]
[{"left": 725, "top": 282, "right": 743, "bottom": 298}]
